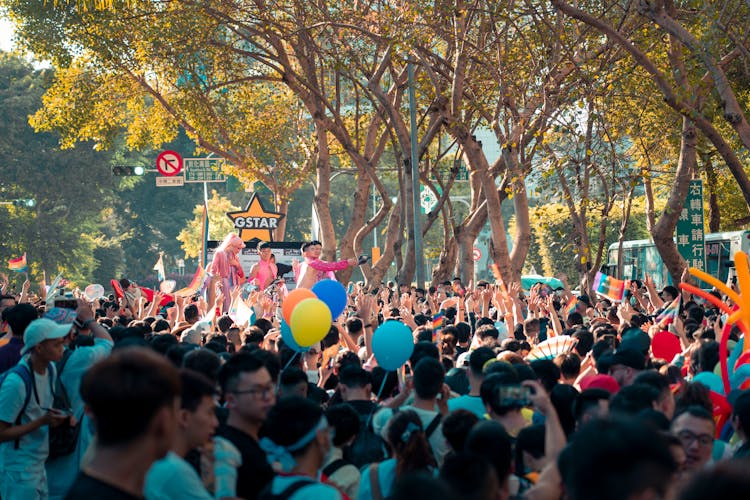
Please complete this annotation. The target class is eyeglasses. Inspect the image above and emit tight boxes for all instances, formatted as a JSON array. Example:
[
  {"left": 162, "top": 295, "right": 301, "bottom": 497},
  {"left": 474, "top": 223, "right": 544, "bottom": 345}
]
[
  {"left": 232, "top": 384, "right": 275, "bottom": 399},
  {"left": 677, "top": 430, "right": 713, "bottom": 447}
]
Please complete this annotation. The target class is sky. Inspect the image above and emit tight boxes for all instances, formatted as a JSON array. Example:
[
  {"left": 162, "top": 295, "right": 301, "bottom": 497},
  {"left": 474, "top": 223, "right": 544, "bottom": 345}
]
[{"left": 1, "top": 18, "right": 15, "bottom": 51}]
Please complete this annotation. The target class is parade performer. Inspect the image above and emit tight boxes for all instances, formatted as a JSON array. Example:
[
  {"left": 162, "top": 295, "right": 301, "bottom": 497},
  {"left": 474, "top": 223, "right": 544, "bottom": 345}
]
[
  {"left": 208, "top": 233, "right": 246, "bottom": 312},
  {"left": 295, "top": 240, "right": 366, "bottom": 289},
  {"left": 248, "top": 241, "right": 277, "bottom": 291}
]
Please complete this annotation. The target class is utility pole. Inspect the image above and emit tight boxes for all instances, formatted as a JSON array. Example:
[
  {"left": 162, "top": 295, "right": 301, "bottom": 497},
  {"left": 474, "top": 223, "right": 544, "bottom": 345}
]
[{"left": 408, "top": 60, "right": 425, "bottom": 289}]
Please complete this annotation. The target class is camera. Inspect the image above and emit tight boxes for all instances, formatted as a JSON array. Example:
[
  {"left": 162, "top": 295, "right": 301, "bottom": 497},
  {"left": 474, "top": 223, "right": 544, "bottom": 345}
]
[
  {"left": 53, "top": 299, "right": 78, "bottom": 310},
  {"left": 496, "top": 385, "right": 532, "bottom": 408}
]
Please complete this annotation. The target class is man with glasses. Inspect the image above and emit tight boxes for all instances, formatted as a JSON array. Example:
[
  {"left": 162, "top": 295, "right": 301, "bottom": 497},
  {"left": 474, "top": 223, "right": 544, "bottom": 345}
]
[
  {"left": 671, "top": 406, "right": 715, "bottom": 473},
  {"left": 217, "top": 352, "right": 275, "bottom": 499}
]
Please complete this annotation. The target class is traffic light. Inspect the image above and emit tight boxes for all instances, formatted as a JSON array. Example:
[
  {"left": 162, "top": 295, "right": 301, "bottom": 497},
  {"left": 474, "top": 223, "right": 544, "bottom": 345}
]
[
  {"left": 12, "top": 199, "right": 35, "bottom": 208},
  {"left": 112, "top": 165, "right": 145, "bottom": 176}
]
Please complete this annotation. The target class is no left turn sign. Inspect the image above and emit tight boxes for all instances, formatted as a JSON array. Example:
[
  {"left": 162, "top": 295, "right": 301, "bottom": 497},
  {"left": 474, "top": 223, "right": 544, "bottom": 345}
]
[{"left": 156, "top": 150, "right": 183, "bottom": 177}]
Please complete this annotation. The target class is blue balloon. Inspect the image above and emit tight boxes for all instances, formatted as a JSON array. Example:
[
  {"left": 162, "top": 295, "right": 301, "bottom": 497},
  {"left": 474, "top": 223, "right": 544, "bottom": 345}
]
[
  {"left": 281, "top": 320, "right": 303, "bottom": 352},
  {"left": 694, "top": 371, "right": 725, "bottom": 395},
  {"left": 372, "top": 320, "right": 414, "bottom": 371},
  {"left": 731, "top": 364, "right": 750, "bottom": 391},
  {"left": 312, "top": 279, "right": 348, "bottom": 319}
]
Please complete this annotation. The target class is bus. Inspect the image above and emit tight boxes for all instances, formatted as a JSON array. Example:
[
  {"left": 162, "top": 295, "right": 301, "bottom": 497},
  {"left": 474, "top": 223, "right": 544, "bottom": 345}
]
[{"left": 604, "top": 231, "right": 750, "bottom": 289}]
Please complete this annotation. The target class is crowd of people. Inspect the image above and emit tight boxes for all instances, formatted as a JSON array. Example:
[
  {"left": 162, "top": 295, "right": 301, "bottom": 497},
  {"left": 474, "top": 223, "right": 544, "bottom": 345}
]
[{"left": 1, "top": 240, "right": 750, "bottom": 500}]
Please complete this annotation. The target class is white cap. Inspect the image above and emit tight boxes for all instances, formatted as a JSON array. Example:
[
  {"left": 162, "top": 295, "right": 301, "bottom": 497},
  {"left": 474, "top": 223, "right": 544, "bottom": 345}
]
[{"left": 22, "top": 318, "right": 72, "bottom": 355}]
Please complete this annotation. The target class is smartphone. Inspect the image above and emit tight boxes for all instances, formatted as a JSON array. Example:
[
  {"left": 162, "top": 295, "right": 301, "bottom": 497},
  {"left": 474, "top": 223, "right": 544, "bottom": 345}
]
[
  {"left": 497, "top": 385, "right": 532, "bottom": 407},
  {"left": 54, "top": 299, "right": 78, "bottom": 310}
]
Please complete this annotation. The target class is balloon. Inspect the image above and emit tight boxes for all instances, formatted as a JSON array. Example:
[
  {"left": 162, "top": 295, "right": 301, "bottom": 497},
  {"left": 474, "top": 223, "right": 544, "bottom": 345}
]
[
  {"left": 372, "top": 320, "right": 414, "bottom": 371},
  {"left": 290, "top": 298, "right": 332, "bottom": 347},
  {"left": 84, "top": 284, "right": 104, "bottom": 301},
  {"left": 694, "top": 372, "right": 725, "bottom": 395},
  {"left": 731, "top": 364, "right": 750, "bottom": 391},
  {"left": 651, "top": 331, "right": 681, "bottom": 362},
  {"left": 282, "top": 288, "right": 317, "bottom": 324},
  {"left": 281, "top": 320, "right": 303, "bottom": 352},
  {"left": 312, "top": 279, "right": 348, "bottom": 319}
]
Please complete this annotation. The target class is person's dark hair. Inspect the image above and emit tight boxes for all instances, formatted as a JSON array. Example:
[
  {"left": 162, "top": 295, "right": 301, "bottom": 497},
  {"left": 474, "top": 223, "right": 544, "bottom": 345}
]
[
  {"left": 455, "top": 322, "right": 471, "bottom": 343},
  {"left": 559, "top": 417, "right": 676, "bottom": 500},
  {"left": 165, "top": 343, "right": 198, "bottom": 367},
  {"left": 346, "top": 317, "right": 363, "bottom": 335},
  {"left": 476, "top": 324, "right": 499, "bottom": 341},
  {"left": 217, "top": 315, "right": 234, "bottom": 333},
  {"left": 530, "top": 359, "right": 561, "bottom": 393},
  {"left": 480, "top": 373, "right": 522, "bottom": 416},
  {"left": 610, "top": 384, "right": 661, "bottom": 416},
  {"left": 390, "top": 473, "right": 459, "bottom": 500},
  {"left": 442, "top": 409, "right": 479, "bottom": 453},
  {"left": 464, "top": 420, "right": 513, "bottom": 484},
  {"left": 80, "top": 347, "right": 180, "bottom": 446},
  {"left": 279, "top": 347, "right": 303, "bottom": 371},
  {"left": 482, "top": 360, "right": 518, "bottom": 378},
  {"left": 567, "top": 311, "right": 583, "bottom": 327},
  {"left": 243, "top": 327, "right": 265, "bottom": 345},
  {"left": 257, "top": 240, "right": 271, "bottom": 251},
  {"left": 339, "top": 365, "right": 371, "bottom": 388},
  {"left": 572, "top": 329, "right": 594, "bottom": 356},
  {"left": 218, "top": 352, "right": 267, "bottom": 395},
  {"left": 515, "top": 424, "right": 545, "bottom": 475},
  {"left": 691, "top": 340, "right": 720, "bottom": 374},
  {"left": 260, "top": 396, "right": 322, "bottom": 457},
  {"left": 180, "top": 369, "right": 216, "bottom": 411},
  {"left": 675, "top": 382, "right": 713, "bottom": 414},
  {"left": 183, "top": 304, "right": 199, "bottom": 323},
  {"left": 677, "top": 458, "right": 750, "bottom": 500},
  {"left": 280, "top": 367, "right": 308, "bottom": 391},
  {"left": 321, "top": 325, "right": 340, "bottom": 350},
  {"left": 469, "top": 347, "right": 496, "bottom": 378},
  {"left": 152, "top": 319, "right": 170, "bottom": 333},
  {"left": 414, "top": 314, "right": 430, "bottom": 327},
  {"left": 183, "top": 348, "right": 222, "bottom": 383},
  {"left": 550, "top": 383, "right": 579, "bottom": 436},
  {"left": 440, "top": 453, "right": 497, "bottom": 500},
  {"left": 325, "top": 404, "right": 360, "bottom": 447},
  {"left": 633, "top": 370, "right": 671, "bottom": 400},
  {"left": 2, "top": 303, "right": 38, "bottom": 337},
  {"left": 410, "top": 341, "right": 439, "bottom": 368},
  {"left": 335, "top": 350, "right": 361, "bottom": 371},
  {"left": 386, "top": 409, "right": 436, "bottom": 476},
  {"left": 253, "top": 317, "right": 273, "bottom": 334},
  {"left": 413, "top": 357, "right": 445, "bottom": 400},
  {"left": 573, "top": 388, "right": 611, "bottom": 424},
  {"left": 252, "top": 348, "right": 282, "bottom": 384},
  {"left": 732, "top": 390, "right": 750, "bottom": 434},
  {"left": 371, "top": 367, "right": 398, "bottom": 401},
  {"left": 673, "top": 405, "right": 715, "bottom": 427},
  {"left": 556, "top": 352, "right": 582, "bottom": 380},
  {"left": 475, "top": 317, "right": 495, "bottom": 329}
]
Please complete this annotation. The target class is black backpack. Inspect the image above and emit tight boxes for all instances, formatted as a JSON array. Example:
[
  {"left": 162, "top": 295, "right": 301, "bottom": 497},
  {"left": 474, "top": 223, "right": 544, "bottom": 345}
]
[
  {"left": 257, "top": 478, "right": 315, "bottom": 500},
  {"left": 343, "top": 410, "right": 388, "bottom": 469},
  {"left": 48, "top": 348, "right": 83, "bottom": 460}
]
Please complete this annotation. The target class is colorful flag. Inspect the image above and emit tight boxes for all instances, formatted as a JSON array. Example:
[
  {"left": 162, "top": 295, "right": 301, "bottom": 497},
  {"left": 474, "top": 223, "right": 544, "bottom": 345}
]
[
  {"left": 592, "top": 272, "right": 626, "bottom": 302},
  {"left": 432, "top": 312, "right": 445, "bottom": 343},
  {"left": 201, "top": 201, "right": 209, "bottom": 268},
  {"left": 174, "top": 265, "right": 208, "bottom": 298},
  {"left": 565, "top": 296, "right": 578, "bottom": 316},
  {"left": 228, "top": 295, "right": 255, "bottom": 326},
  {"left": 8, "top": 253, "right": 27, "bottom": 273},
  {"left": 656, "top": 295, "right": 681, "bottom": 326},
  {"left": 153, "top": 253, "right": 165, "bottom": 282}
]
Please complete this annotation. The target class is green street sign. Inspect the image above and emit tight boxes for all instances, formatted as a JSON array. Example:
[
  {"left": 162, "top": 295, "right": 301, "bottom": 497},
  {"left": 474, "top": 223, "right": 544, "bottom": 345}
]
[
  {"left": 676, "top": 179, "right": 706, "bottom": 271},
  {"left": 184, "top": 158, "right": 227, "bottom": 183}
]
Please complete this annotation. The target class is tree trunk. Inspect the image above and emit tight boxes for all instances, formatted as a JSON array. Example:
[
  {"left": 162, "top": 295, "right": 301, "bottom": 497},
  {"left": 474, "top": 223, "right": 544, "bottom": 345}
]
[
  {"left": 336, "top": 175, "right": 370, "bottom": 283},
  {"left": 652, "top": 116, "right": 696, "bottom": 283},
  {"left": 313, "top": 125, "right": 337, "bottom": 261},
  {"left": 703, "top": 154, "right": 721, "bottom": 232},
  {"left": 371, "top": 199, "right": 402, "bottom": 285},
  {"left": 274, "top": 198, "right": 288, "bottom": 242}
]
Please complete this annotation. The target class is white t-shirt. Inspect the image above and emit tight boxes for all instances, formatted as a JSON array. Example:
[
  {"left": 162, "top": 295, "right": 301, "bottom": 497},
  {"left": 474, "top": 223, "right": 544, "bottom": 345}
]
[
  {"left": 144, "top": 451, "right": 213, "bottom": 500},
  {"left": 0, "top": 359, "right": 54, "bottom": 473}
]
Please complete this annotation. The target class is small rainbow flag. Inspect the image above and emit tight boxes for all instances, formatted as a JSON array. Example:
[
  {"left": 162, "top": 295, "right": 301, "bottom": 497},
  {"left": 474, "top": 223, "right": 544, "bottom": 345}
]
[
  {"left": 656, "top": 295, "right": 681, "bottom": 326},
  {"left": 174, "top": 265, "right": 208, "bottom": 298},
  {"left": 592, "top": 272, "right": 626, "bottom": 302},
  {"left": 8, "top": 253, "right": 28, "bottom": 273},
  {"left": 565, "top": 296, "right": 578, "bottom": 316},
  {"left": 432, "top": 312, "right": 445, "bottom": 343}
]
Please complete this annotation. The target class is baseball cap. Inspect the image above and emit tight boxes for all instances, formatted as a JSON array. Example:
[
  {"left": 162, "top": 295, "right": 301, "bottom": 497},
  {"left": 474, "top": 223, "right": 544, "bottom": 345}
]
[
  {"left": 22, "top": 318, "right": 72, "bottom": 355},
  {"left": 620, "top": 327, "right": 651, "bottom": 355},
  {"left": 579, "top": 374, "right": 620, "bottom": 394},
  {"left": 610, "top": 348, "right": 646, "bottom": 370}
]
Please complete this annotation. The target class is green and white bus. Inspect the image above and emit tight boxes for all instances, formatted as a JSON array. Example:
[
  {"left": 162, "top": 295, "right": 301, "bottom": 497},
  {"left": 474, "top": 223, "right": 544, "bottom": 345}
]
[{"left": 604, "top": 231, "right": 750, "bottom": 289}]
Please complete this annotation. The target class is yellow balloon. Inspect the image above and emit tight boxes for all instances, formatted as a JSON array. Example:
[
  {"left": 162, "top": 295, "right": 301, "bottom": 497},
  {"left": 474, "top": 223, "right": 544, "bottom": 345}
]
[{"left": 290, "top": 298, "right": 332, "bottom": 347}]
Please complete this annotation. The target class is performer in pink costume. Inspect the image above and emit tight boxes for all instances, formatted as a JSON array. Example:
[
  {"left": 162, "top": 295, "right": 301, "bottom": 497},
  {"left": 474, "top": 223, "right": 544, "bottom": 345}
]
[
  {"left": 295, "top": 240, "right": 366, "bottom": 289},
  {"left": 208, "top": 233, "right": 245, "bottom": 312},
  {"left": 248, "top": 241, "right": 278, "bottom": 290}
]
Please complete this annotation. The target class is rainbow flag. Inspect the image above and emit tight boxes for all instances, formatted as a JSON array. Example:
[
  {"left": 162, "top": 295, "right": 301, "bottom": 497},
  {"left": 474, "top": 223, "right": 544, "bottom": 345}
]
[
  {"left": 565, "top": 296, "right": 578, "bottom": 316},
  {"left": 656, "top": 295, "right": 681, "bottom": 326},
  {"left": 174, "top": 265, "right": 208, "bottom": 298},
  {"left": 432, "top": 312, "right": 445, "bottom": 343},
  {"left": 592, "top": 272, "right": 626, "bottom": 302},
  {"left": 8, "top": 253, "right": 28, "bottom": 273}
]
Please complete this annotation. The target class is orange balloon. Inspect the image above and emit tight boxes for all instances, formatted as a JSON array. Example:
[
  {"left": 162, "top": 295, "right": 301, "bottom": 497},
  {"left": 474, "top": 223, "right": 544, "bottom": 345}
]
[{"left": 282, "top": 288, "right": 317, "bottom": 324}]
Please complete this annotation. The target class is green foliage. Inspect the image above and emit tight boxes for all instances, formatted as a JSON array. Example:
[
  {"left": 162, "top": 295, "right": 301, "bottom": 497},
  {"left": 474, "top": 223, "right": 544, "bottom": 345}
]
[{"left": 177, "top": 190, "right": 239, "bottom": 259}]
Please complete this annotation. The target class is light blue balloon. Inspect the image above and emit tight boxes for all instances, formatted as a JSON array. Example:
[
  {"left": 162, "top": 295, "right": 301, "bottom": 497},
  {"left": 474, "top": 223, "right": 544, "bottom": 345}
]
[
  {"left": 731, "top": 364, "right": 750, "bottom": 391},
  {"left": 728, "top": 338, "right": 744, "bottom": 375},
  {"left": 281, "top": 320, "right": 303, "bottom": 352},
  {"left": 694, "top": 371, "right": 725, "bottom": 395},
  {"left": 312, "top": 279, "right": 348, "bottom": 319},
  {"left": 372, "top": 320, "right": 414, "bottom": 371}
]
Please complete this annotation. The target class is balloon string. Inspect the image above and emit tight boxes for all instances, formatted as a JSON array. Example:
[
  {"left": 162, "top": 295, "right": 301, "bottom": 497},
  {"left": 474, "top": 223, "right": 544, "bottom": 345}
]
[
  {"left": 366, "top": 371, "right": 390, "bottom": 429},
  {"left": 283, "top": 350, "right": 300, "bottom": 371}
]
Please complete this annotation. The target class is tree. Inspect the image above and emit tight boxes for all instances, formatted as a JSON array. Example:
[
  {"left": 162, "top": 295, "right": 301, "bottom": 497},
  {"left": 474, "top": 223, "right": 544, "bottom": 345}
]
[{"left": 177, "top": 190, "right": 239, "bottom": 259}]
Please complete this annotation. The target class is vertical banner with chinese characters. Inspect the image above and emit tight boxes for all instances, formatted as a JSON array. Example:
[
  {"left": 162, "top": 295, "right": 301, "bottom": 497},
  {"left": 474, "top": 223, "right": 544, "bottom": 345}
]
[{"left": 676, "top": 179, "right": 706, "bottom": 271}]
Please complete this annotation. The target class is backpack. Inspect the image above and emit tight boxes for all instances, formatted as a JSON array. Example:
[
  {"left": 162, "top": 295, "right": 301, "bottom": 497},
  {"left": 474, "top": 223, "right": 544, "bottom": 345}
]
[
  {"left": 257, "top": 478, "right": 316, "bottom": 500},
  {"left": 322, "top": 458, "right": 351, "bottom": 478},
  {"left": 48, "top": 348, "right": 83, "bottom": 459},
  {"left": 0, "top": 361, "right": 56, "bottom": 450},
  {"left": 343, "top": 410, "right": 388, "bottom": 469}
]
